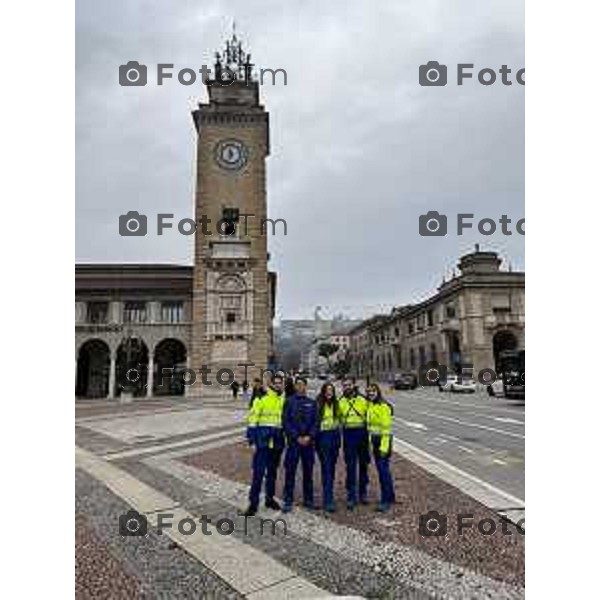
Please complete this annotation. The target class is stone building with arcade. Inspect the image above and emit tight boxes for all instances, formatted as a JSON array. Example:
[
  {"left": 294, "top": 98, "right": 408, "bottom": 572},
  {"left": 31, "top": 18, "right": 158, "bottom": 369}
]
[{"left": 347, "top": 248, "right": 525, "bottom": 382}]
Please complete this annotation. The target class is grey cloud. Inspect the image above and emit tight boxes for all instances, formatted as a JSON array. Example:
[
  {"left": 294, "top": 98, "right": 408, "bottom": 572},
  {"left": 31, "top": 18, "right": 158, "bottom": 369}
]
[{"left": 76, "top": 0, "right": 524, "bottom": 319}]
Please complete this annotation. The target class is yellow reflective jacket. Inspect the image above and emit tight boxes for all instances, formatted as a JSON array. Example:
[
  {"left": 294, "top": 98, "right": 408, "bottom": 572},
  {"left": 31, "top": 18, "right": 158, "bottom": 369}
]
[
  {"left": 319, "top": 402, "right": 340, "bottom": 431},
  {"left": 367, "top": 401, "right": 393, "bottom": 455},
  {"left": 338, "top": 394, "right": 369, "bottom": 429},
  {"left": 247, "top": 388, "right": 285, "bottom": 448}
]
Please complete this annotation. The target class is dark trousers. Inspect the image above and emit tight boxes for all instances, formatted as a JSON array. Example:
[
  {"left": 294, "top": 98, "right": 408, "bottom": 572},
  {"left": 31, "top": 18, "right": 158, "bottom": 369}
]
[
  {"left": 248, "top": 446, "right": 282, "bottom": 508},
  {"left": 374, "top": 454, "right": 396, "bottom": 504},
  {"left": 283, "top": 442, "right": 315, "bottom": 505},
  {"left": 316, "top": 430, "right": 341, "bottom": 508},
  {"left": 342, "top": 427, "right": 370, "bottom": 503}
]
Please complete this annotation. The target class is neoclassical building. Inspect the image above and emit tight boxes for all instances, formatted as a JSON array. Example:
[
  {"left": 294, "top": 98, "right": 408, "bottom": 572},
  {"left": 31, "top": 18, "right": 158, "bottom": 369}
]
[
  {"left": 76, "top": 32, "right": 277, "bottom": 399},
  {"left": 75, "top": 265, "right": 276, "bottom": 399},
  {"left": 348, "top": 248, "right": 525, "bottom": 382}
]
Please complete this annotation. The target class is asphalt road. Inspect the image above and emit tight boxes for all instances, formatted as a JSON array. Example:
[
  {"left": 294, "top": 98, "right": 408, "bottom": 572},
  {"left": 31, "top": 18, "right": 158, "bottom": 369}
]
[
  {"left": 308, "top": 381, "right": 525, "bottom": 504},
  {"left": 387, "top": 386, "right": 524, "bottom": 502}
]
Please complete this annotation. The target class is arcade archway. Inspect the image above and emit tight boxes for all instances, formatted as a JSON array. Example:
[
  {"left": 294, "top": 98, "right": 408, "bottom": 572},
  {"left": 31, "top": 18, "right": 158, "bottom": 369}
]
[
  {"left": 76, "top": 339, "right": 110, "bottom": 398},
  {"left": 115, "top": 339, "right": 149, "bottom": 397},
  {"left": 493, "top": 330, "right": 518, "bottom": 368},
  {"left": 447, "top": 332, "right": 462, "bottom": 372},
  {"left": 153, "top": 338, "right": 187, "bottom": 396}
]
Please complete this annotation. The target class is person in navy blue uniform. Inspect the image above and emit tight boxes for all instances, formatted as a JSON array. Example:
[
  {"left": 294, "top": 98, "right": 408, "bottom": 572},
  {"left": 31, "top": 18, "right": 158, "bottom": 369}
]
[
  {"left": 281, "top": 376, "right": 317, "bottom": 513},
  {"left": 315, "top": 382, "right": 341, "bottom": 513}
]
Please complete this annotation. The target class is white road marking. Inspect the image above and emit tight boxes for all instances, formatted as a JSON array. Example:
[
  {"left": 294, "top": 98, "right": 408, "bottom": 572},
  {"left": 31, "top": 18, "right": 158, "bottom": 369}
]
[
  {"left": 415, "top": 411, "right": 525, "bottom": 439},
  {"left": 392, "top": 396, "right": 525, "bottom": 427},
  {"left": 494, "top": 417, "right": 525, "bottom": 425},
  {"left": 426, "top": 395, "right": 524, "bottom": 415},
  {"left": 76, "top": 446, "right": 326, "bottom": 599},
  {"left": 493, "top": 459, "right": 508, "bottom": 465},
  {"left": 457, "top": 445, "right": 475, "bottom": 454},
  {"left": 398, "top": 419, "right": 428, "bottom": 431},
  {"left": 438, "top": 433, "right": 460, "bottom": 441},
  {"left": 427, "top": 436, "right": 448, "bottom": 446}
]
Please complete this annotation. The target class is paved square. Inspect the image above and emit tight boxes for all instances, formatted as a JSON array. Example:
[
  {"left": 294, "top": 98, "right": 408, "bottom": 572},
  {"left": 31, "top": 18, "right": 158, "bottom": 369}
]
[{"left": 76, "top": 395, "right": 524, "bottom": 599}]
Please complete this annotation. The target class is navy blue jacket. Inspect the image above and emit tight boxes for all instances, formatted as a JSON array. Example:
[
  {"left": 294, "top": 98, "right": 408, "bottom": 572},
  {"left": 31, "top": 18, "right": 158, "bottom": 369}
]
[{"left": 283, "top": 393, "right": 318, "bottom": 441}]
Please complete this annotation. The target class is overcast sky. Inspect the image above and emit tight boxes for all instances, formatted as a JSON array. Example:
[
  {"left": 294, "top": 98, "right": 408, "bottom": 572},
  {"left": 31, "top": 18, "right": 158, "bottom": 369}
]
[{"left": 76, "top": 0, "right": 524, "bottom": 321}]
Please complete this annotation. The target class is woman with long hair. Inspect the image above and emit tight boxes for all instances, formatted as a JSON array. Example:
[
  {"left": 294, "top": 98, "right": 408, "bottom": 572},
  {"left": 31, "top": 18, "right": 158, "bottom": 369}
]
[
  {"left": 365, "top": 383, "right": 396, "bottom": 512},
  {"left": 316, "top": 382, "right": 341, "bottom": 512}
]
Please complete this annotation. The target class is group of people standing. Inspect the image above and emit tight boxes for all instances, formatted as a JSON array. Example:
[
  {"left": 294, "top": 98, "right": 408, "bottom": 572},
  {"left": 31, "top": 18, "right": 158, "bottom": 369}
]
[{"left": 242, "top": 374, "right": 396, "bottom": 516}]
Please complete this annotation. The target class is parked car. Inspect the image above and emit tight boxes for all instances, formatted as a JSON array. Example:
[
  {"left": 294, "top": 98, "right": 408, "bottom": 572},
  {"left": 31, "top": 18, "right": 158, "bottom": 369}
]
[
  {"left": 487, "top": 378, "right": 505, "bottom": 397},
  {"left": 487, "top": 372, "right": 525, "bottom": 400},
  {"left": 393, "top": 372, "right": 418, "bottom": 390},
  {"left": 439, "top": 374, "right": 476, "bottom": 393},
  {"left": 503, "top": 371, "right": 525, "bottom": 400}
]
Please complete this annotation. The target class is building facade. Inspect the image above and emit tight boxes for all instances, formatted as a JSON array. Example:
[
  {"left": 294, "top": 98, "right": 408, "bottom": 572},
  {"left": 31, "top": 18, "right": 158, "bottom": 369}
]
[
  {"left": 75, "top": 32, "right": 276, "bottom": 399},
  {"left": 348, "top": 249, "right": 525, "bottom": 382},
  {"left": 304, "top": 331, "right": 352, "bottom": 375}
]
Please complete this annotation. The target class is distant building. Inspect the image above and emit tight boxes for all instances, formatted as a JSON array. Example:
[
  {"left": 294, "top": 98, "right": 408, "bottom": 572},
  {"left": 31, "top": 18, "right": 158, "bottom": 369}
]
[
  {"left": 348, "top": 249, "right": 525, "bottom": 382},
  {"left": 275, "top": 317, "right": 361, "bottom": 373},
  {"left": 303, "top": 328, "right": 357, "bottom": 375}
]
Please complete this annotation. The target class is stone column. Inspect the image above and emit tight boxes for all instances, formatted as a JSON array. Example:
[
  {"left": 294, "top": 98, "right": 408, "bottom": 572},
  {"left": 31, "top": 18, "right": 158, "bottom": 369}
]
[
  {"left": 147, "top": 355, "right": 154, "bottom": 398},
  {"left": 184, "top": 354, "right": 192, "bottom": 398},
  {"left": 75, "top": 302, "right": 87, "bottom": 324},
  {"left": 109, "top": 301, "right": 122, "bottom": 324},
  {"left": 108, "top": 353, "right": 116, "bottom": 399},
  {"left": 149, "top": 302, "right": 160, "bottom": 324}
]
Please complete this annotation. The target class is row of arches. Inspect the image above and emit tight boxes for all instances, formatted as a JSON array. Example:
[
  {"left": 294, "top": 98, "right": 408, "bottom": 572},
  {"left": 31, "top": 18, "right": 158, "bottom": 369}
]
[
  {"left": 75, "top": 338, "right": 188, "bottom": 399},
  {"left": 353, "top": 329, "right": 519, "bottom": 378}
]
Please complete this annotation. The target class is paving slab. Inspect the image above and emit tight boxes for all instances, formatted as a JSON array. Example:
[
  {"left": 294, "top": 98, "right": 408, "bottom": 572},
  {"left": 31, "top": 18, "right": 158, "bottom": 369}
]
[{"left": 76, "top": 447, "right": 326, "bottom": 599}]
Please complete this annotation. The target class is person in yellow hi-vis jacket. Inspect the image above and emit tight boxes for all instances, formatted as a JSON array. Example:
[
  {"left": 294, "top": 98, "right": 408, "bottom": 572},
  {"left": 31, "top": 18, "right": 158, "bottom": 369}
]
[
  {"left": 241, "top": 373, "right": 286, "bottom": 517},
  {"left": 366, "top": 383, "right": 396, "bottom": 512},
  {"left": 338, "top": 377, "right": 370, "bottom": 509}
]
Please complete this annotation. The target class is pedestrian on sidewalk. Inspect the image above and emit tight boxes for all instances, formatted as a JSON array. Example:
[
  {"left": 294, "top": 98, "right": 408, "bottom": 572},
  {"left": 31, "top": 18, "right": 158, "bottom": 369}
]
[
  {"left": 231, "top": 380, "right": 240, "bottom": 399},
  {"left": 339, "top": 377, "right": 371, "bottom": 510},
  {"left": 366, "top": 383, "right": 396, "bottom": 512},
  {"left": 316, "top": 382, "right": 341, "bottom": 513},
  {"left": 281, "top": 376, "right": 317, "bottom": 513},
  {"left": 250, "top": 378, "right": 264, "bottom": 406},
  {"left": 284, "top": 375, "right": 295, "bottom": 398},
  {"left": 242, "top": 379, "right": 250, "bottom": 403},
  {"left": 241, "top": 374, "right": 286, "bottom": 517}
]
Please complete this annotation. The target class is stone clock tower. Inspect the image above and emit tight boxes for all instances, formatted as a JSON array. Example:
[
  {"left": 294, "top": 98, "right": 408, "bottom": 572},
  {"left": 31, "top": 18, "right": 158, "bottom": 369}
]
[{"left": 190, "top": 31, "right": 272, "bottom": 397}]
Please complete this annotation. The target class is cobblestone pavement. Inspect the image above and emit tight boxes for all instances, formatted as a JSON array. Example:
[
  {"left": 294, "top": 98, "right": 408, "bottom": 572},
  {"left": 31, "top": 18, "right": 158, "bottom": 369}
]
[{"left": 75, "top": 397, "right": 525, "bottom": 599}]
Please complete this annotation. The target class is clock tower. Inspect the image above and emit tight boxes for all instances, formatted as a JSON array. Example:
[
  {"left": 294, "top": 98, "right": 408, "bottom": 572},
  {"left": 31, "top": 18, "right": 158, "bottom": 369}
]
[{"left": 190, "top": 31, "right": 272, "bottom": 397}]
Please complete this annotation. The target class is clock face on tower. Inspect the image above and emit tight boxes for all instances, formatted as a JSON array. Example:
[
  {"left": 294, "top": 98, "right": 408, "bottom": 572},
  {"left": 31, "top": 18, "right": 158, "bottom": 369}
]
[{"left": 214, "top": 139, "right": 248, "bottom": 171}]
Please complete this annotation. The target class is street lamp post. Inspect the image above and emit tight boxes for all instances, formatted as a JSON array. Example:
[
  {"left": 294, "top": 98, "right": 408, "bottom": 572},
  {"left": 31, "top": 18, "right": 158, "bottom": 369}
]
[{"left": 119, "top": 330, "right": 143, "bottom": 403}]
